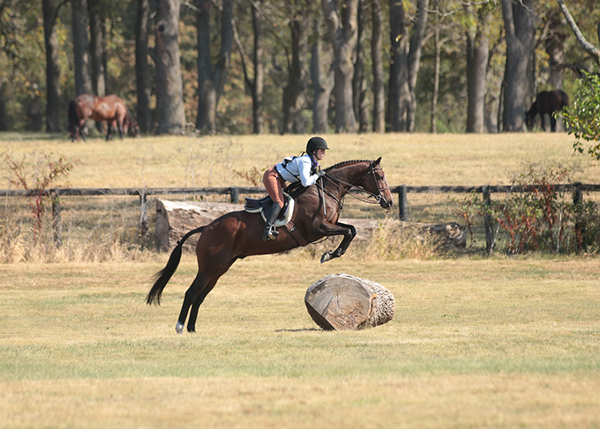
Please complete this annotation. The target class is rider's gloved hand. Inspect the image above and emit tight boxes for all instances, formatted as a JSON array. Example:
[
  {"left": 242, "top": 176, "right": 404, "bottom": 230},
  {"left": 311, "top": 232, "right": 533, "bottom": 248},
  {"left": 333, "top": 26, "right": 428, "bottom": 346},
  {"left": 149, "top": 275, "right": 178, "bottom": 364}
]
[{"left": 317, "top": 170, "right": 326, "bottom": 177}]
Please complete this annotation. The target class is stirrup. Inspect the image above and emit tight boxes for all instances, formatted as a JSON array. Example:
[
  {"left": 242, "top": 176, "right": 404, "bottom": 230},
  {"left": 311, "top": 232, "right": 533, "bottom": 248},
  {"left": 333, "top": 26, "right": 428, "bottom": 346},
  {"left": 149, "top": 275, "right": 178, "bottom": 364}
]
[{"left": 262, "top": 224, "right": 279, "bottom": 241}]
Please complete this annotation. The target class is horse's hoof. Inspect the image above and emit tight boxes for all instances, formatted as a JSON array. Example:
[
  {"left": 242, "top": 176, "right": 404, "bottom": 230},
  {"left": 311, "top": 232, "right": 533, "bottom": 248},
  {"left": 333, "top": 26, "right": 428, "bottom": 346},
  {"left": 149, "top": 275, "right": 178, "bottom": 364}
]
[
  {"left": 320, "top": 251, "right": 334, "bottom": 264},
  {"left": 176, "top": 322, "right": 184, "bottom": 334}
]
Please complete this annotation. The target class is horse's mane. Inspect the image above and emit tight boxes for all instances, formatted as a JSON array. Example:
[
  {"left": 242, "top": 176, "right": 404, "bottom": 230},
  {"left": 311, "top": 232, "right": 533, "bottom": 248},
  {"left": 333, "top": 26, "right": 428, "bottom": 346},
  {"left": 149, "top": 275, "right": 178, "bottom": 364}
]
[{"left": 325, "top": 159, "right": 372, "bottom": 172}]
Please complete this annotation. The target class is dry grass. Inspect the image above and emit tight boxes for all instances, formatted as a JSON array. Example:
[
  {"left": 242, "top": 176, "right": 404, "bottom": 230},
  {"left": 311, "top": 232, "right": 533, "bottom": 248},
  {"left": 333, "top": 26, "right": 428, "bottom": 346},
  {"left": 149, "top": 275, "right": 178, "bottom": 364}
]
[
  {"left": 1, "top": 132, "right": 599, "bottom": 188},
  {"left": 1, "top": 133, "right": 599, "bottom": 426},
  {"left": 2, "top": 132, "right": 599, "bottom": 261},
  {"left": 0, "top": 256, "right": 599, "bottom": 428}
]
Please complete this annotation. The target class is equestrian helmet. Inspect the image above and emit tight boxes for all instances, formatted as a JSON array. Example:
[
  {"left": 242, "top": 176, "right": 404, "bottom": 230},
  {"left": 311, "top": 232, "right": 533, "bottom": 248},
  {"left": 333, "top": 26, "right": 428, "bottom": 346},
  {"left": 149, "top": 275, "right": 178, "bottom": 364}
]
[{"left": 306, "top": 136, "right": 329, "bottom": 155}]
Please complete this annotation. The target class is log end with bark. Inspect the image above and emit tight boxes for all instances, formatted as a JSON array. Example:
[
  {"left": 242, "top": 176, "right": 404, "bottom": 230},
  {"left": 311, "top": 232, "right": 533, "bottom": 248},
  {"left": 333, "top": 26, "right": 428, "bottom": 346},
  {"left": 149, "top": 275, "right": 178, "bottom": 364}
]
[{"left": 305, "top": 273, "right": 395, "bottom": 331}]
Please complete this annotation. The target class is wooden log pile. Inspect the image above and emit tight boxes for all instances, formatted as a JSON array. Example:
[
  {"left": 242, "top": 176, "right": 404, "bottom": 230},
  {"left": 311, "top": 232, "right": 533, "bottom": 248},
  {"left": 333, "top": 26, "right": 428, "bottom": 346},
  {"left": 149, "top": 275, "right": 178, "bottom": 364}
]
[
  {"left": 339, "top": 218, "right": 466, "bottom": 249},
  {"left": 155, "top": 199, "right": 242, "bottom": 251},
  {"left": 155, "top": 200, "right": 466, "bottom": 252},
  {"left": 305, "top": 273, "right": 395, "bottom": 330}
]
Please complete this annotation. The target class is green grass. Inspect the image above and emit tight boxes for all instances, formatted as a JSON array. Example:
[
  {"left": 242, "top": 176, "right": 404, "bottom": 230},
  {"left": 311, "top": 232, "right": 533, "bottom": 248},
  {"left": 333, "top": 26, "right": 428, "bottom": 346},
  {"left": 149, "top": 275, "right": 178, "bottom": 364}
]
[{"left": 1, "top": 255, "right": 599, "bottom": 428}]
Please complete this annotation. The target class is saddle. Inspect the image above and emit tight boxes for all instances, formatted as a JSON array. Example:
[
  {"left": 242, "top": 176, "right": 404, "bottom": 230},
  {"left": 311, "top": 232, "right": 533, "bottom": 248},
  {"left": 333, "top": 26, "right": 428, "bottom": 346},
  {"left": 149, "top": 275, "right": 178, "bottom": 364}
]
[{"left": 244, "top": 193, "right": 295, "bottom": 227}]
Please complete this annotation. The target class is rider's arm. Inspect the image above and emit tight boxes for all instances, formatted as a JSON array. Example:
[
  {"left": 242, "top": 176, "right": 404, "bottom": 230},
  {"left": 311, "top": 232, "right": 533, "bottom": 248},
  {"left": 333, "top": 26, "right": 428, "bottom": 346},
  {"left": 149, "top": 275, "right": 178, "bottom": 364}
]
[{"left": 297, "top": 156, "right": 320, "bottom": 187}]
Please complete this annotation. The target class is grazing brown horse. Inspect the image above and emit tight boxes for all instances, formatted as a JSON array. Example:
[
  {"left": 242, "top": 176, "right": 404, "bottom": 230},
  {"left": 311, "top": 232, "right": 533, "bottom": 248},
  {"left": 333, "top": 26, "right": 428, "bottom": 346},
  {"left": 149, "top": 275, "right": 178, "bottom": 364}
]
[
  {"left": 146, "top": 158, "right": 394, "bottom": 334},
  {"left": 68, "top": 94, "right": 141, "bottom": 141},
  {"left": 525, "top": 90, "right": 569, "bottom": 132}
]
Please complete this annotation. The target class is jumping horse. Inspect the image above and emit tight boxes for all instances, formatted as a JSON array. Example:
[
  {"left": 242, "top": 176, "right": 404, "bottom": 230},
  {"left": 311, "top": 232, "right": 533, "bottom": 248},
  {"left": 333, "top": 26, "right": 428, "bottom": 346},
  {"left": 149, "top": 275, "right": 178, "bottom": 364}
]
[
  {"left": 68, "top": 94, "right": 141, "bottom": 142},
  {"left": 146, "top": 158, "right": 394, "bottom": 334},
  {"left": 525, "top": 89, "right": 569, "bottom": 132}
]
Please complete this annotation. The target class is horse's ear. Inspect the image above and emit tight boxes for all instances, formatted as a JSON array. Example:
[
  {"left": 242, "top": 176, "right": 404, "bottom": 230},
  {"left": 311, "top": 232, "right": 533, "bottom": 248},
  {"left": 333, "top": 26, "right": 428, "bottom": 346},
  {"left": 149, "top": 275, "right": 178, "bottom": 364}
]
[{"left": 374, "top": 157, "right": 381, "bottom": 166}]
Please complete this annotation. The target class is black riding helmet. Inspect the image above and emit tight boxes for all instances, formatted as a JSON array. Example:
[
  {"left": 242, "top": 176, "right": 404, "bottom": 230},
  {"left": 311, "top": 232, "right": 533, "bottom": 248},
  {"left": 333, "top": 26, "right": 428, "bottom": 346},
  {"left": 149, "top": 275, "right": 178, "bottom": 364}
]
[{"left": 306, "top": 136, "right": 329, "bottom": 155}]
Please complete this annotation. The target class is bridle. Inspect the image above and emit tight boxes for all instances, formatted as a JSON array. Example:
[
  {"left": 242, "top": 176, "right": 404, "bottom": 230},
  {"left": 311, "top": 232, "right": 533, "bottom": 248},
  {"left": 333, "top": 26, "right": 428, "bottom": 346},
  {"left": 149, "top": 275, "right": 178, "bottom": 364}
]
[{"left": 321, "top": 162, "right": 390, "bottom": 207}]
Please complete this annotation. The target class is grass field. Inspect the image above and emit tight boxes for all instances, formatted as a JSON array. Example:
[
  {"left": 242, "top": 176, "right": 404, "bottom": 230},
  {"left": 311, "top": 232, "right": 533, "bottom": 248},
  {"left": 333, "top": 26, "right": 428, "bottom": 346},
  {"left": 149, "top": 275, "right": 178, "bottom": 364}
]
[
  {"left": 2, "top": 132, "right": 600, "bottom": 188},
  {"left": 1, "top": 254, "right": 599, "bottom": 428},
  {"left": 1, "top": 132, "right": 600, "bottom": 427}
]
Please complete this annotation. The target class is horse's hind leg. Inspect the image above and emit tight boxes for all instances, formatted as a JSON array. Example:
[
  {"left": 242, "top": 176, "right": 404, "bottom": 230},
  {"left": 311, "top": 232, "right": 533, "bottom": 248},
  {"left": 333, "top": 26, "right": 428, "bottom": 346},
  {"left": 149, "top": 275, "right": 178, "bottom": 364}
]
[
  {"left": 186, "top": 277, "right": 220, "bottom": 333},
  {"left": 176, "top": 272, "right": 209, "bottom": 333}
]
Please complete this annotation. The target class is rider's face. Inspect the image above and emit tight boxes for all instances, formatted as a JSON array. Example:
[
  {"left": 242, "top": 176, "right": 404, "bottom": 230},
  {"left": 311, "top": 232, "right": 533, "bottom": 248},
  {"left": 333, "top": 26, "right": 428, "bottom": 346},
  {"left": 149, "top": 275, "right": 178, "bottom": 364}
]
[{"left": 315, "top": 148, "right": 326, "bottom": 160}]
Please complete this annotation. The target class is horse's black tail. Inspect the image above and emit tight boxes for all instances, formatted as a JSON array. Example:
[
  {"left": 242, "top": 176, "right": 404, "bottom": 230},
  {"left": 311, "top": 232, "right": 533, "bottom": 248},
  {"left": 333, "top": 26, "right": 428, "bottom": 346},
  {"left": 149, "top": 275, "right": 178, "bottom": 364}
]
[
  {"left": 146, "top": 226, "right": 205, "bottom": 305},
  {"left": 68, "top": 100, "right": 78, "bottom": 137}
]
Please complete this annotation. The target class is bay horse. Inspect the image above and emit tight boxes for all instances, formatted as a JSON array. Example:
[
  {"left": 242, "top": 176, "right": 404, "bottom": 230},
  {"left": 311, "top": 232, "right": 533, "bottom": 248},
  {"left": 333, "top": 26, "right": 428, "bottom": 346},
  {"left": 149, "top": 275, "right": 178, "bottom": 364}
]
[
  {"left": 146, "top": 158, "right": 394, "bottom": 334},
  {"left": 68, "top": 94, "right": 141, "bottom": 142},
  {"left": 525, "top": 89, "right": 569, "bottom": 132}
]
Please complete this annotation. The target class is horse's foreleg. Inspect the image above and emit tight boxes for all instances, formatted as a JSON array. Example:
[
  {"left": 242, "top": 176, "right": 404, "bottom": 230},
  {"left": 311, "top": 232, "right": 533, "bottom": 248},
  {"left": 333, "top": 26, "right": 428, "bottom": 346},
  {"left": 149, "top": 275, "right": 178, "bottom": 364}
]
[
  {"left": 550, "top": 115, "right": 557, "bottom": 132},
  {"left": 106, "top": 121, "right": 114, "bottom": 141},
  {"left": 318, "top": 221, "right": 356, "bottom": 263}
]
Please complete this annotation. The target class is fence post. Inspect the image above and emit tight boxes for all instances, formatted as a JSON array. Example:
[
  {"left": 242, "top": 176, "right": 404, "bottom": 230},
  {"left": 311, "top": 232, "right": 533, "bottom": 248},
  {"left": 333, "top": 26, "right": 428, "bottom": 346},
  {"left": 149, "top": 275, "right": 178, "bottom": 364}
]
[
  {"left": 139, "top": 190, "right": 148, "bottom": 243},
  {"left": 230, "top": 186, "right": 239, "bottom": 204},
  {"left": 398, "top": 185, "right": 408, "bottom": 221},
  {"left": 51, "top": 189, "right": 62, "bottom": 248},
  {"left": 573, "top": 182, "right": 584, "bottom": 251},
  {"left": 482, "top": 185, "right": 493, "bottom": 253}
]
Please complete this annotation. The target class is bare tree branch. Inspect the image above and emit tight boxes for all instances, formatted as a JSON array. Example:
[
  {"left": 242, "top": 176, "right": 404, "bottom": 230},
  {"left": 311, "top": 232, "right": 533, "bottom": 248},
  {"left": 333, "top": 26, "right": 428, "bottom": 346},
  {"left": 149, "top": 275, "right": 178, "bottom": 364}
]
[{"left": 556, "top": 0, "right": 600, "bottom": 65}]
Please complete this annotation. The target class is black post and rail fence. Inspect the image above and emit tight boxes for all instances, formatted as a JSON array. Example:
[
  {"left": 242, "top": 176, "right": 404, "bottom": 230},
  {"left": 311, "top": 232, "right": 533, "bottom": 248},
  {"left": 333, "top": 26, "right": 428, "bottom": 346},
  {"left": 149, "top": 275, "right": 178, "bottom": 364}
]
[{"left": 2, "top": 183, "right": 599, "bottom": 252}]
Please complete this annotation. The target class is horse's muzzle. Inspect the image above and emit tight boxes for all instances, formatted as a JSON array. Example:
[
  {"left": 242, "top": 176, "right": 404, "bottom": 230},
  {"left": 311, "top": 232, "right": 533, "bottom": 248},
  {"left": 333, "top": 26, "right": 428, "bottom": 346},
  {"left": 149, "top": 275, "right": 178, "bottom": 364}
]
[{"left": 379, "top": 197, "right": 393, "bottom": 210}]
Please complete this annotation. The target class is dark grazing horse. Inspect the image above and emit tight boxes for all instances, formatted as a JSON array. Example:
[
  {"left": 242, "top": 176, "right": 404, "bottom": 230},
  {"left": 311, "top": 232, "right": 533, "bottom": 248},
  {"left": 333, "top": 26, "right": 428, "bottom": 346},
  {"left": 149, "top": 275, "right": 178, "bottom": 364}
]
[
  {"left": 525, "top": 90, "right": 569, "bottom": 132},
  {"left": 146, "top": 158, "right": 394, "bottom": 334},
  {"left": 68, "top": 94, "right": 141, "bottom": 142}
]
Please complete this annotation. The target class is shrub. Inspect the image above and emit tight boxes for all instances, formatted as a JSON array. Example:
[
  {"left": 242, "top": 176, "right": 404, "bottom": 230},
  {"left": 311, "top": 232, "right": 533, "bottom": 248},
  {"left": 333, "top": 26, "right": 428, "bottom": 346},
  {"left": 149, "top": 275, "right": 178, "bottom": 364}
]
[{"left": 453, "top": 164, "right": 599, "bottom": 255}]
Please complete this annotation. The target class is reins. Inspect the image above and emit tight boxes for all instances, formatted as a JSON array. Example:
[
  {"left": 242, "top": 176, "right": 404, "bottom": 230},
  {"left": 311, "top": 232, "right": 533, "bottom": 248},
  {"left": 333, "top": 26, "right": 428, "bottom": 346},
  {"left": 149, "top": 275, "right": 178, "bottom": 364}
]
[{"left": 322, "top": 165, "right": 389, "bottom": 206}]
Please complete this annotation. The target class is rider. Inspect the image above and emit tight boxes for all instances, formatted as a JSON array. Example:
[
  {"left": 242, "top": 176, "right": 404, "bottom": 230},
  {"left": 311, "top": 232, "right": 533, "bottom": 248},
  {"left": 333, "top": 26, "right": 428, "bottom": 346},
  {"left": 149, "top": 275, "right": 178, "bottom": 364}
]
[{"left": 261, "top": 136, "right": 329, "bottom": 241}]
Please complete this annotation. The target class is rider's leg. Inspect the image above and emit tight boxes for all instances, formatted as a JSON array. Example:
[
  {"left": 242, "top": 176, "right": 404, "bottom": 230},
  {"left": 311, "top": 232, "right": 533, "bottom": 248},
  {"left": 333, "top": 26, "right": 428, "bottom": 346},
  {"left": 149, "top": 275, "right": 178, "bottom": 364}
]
[
  {"left": 262, "top": 166, "right": 286, "bottom": 241},
  {"left": 262, "top": 202, "right": 283, "bottom": 241}
]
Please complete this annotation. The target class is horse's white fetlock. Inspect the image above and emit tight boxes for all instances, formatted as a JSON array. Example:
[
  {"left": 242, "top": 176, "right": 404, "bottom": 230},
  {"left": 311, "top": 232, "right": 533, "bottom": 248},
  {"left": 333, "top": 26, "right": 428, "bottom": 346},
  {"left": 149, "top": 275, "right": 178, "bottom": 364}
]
[{"left": 176, "top": 322, "right": 184, "bottom": 334}]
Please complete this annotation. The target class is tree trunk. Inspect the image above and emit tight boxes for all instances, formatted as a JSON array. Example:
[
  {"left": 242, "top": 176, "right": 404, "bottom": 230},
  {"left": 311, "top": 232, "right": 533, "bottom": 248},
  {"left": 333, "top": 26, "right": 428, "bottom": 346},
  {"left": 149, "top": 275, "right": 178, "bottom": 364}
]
[
  {"left": 406, "top": 0, "right": 428, "bottom": 132},
  {"left": 466, "top": 5, "right": 490, "bottom": 133},
  {"left": 0, "top": 80, "right": 8, "bottom": 131},
  {"left": 352, "top": 0, "right": 368, "bottom": 133},
  {"left": 501, "top": 0, "right": 535, "bottom": 132},
  {"left": 155, "top": 0, "right": 186, "bottom": 134},
  {"left": 71, "top": 0, "right": 92, "bottom": 95},
  {"left": 305, "top": 273, "right": 395, "bottom": 331},
  {"left": 322, "top": 0, "right": 358, "bottom": 133},
  {"left": 389, "top": 0, "right": 428, "bottom": 132},
  {"left": 251, "top": 0, "right": 264, "bottom": 134},
  {"left": 371, "top": 0, "right": 384, "bottom": 133},
  {"left": 195, "top": 0, "right": 233, "bottom": 134},
  {"left": 544, "top": 8, "right": 566, "bottom": 89},
  {"left": 430, "top": 27, "right": 440, "bottom": 134},
  {"left": 282, "top": 2, "right": 309, "bottom": 134},
  {"left": 88, "top": 0, "right": 105, "bottom": 97},
  {"left": 310, "top": 17, "right": 334, "bottom": 134},
  {"left": 136, "top": 0, "right": 153, "bottom": 133},
  {"left": 42, "top": 0, "right": 62, "bottom": 132}
]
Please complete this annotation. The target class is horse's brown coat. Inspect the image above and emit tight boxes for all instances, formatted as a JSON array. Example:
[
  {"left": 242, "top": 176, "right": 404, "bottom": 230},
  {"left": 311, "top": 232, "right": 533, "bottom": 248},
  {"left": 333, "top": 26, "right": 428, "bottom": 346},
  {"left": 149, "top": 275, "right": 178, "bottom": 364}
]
[
  {"left": 146, "top": 159, "right": 394, "bottom": 334},
  {"left": 69, "top": 94, "right": 140, "bottom": 141}
]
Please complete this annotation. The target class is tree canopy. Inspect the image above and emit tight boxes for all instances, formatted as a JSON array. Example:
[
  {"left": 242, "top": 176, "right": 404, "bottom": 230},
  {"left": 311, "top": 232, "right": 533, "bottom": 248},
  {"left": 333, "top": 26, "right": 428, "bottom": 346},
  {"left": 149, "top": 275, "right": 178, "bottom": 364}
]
[{"left": 0, "top": 0, "right": 599, "bottom": 135}]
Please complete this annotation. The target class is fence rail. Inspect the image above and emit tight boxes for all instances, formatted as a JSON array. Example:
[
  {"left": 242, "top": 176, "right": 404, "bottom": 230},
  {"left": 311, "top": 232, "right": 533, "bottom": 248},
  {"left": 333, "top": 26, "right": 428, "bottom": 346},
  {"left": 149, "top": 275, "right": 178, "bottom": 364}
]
[{"left": 2, "top": 183, "right": 600, "bottom": 250}]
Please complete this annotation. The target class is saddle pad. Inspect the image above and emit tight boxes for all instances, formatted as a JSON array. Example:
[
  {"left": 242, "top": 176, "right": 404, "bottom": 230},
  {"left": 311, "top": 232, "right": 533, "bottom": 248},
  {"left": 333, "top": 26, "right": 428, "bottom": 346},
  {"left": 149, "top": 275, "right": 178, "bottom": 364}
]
[{"left": 244, "top": 193, "right": 294, "bottom": 227}]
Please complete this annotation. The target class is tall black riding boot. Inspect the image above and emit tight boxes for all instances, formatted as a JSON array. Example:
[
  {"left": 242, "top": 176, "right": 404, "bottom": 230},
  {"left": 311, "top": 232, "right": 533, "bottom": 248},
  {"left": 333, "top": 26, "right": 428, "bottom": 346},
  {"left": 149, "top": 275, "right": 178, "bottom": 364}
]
[{"left": 262, "top": 204, "right": 283, "bottom": 241}]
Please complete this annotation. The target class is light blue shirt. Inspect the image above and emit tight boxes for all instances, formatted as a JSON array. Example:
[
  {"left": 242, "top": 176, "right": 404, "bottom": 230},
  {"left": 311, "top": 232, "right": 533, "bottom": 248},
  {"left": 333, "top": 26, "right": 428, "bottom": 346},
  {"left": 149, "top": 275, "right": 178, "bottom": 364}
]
[{"left": 276, "top": 154, "right": 320, "bottom": 187}]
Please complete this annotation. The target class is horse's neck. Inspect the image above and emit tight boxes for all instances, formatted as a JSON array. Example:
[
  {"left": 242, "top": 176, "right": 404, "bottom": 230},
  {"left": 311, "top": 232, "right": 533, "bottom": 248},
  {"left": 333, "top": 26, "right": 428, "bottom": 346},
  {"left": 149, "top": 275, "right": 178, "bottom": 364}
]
[{"left": 327, "top": 162, "right": 368, "bottom": 198}]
